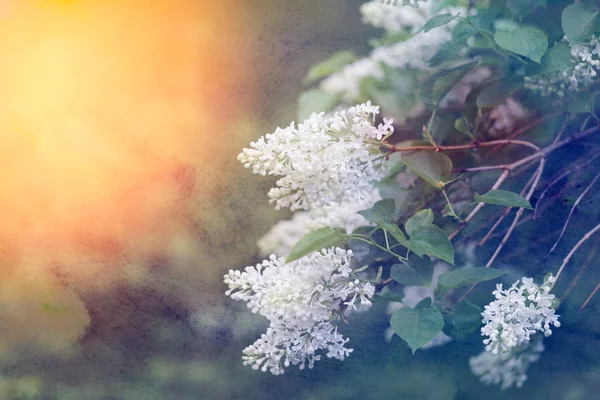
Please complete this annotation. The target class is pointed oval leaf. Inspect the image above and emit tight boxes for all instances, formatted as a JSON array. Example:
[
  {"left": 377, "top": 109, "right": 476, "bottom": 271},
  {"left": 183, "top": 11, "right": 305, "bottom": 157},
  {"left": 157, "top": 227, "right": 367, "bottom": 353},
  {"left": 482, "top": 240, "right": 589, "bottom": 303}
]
[
  {"left": 376, "top": 286, "right": 405, "bottom": 303},
  {"left": 390, "top": 305, "right": 444, "bottom": 353},
  {"left": 390, "top": 256, "right": 434, "bottom": 287},
  {"left": 507, "top": 0, "right": 547, "bottom": 20},
  {"left": 380, "top": 222, "right": 411, "bottom": 250},
  {"left": 286, "top": 227, "right": 348, "bottom": 263},
  {"left": 409, "top": 225, "right": 454, "bottom": 264},
  {"left": 454, "top": 116, "right": 472, "bottom": 137},
  {"left": 415, "top": 297, "right": 433, "bottom": 310},
  {"left": 422, "top": 61, "right": 478, "bottom": 105},
  {"left": 423, "top": 14, "right": 457, "bottom": 33},
  {"left": 494, "top": 26, "right": 548, "bottom": 63},
  {"left": 401, "top": 150, "right": 453, "bottom": 188},
  {"left": 476, "top": 81, "right": 522, "bottom": 110},
  {"left": 438, "top": 266, "right": 506, "bottom": 289},
  {"left": 562, "top": 3, "right": 599, "bottom": 43},
  {"left": 474, "top": 189, "right": 533, "bottom": 209},
  {"left": 537, "top": 41, "right": 572, "bottom": 75},
  {"left": 405, "top": 209, "right": 435, "bottom": 237},
  {"left": 442, "top": 300, "right": 483, "bottom": 338},
  {"left": 358, "top": 198, "right": 397, "bottom": 224}
]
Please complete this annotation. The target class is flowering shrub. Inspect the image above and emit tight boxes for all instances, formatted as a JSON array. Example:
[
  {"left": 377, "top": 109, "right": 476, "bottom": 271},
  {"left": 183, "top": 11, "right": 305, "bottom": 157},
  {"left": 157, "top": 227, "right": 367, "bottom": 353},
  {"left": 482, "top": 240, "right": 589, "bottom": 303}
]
[
  {"left": 228, "top": 0, "right": 600, "bottom": 390},
  {"left": 224, "top": 248, "right": 374, "bottom": 374},
  {"left": 237, "top": 103, "right": 390, "bottom": 210}
]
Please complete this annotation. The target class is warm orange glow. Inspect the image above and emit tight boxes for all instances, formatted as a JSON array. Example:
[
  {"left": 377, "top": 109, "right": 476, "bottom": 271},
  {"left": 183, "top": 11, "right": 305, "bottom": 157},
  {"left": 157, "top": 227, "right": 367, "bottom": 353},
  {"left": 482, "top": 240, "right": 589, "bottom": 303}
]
[
  {"left": 0, "top": 0, "right": 250, "bottom": 250},
  {"left": 0, "top": 0, "right": 253, "bottom": 298}
]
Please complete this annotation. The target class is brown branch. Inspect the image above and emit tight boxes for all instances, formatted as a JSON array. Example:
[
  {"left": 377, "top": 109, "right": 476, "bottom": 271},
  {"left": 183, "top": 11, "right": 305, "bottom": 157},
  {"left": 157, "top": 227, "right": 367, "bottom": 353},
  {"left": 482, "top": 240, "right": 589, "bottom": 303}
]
[
  {"left": 552, "top": 113, "right": 570, "bottom": 144},
  {"left": 546, "top": 171, "right": 600, "bottom": 256},
  {"left": 535, "top": 152, "right": 600, "bottom": 219},
  {"left": 375, "top": 277, "right": 394, "bottom": 293},
  {"left": 385, "top": 138, "right": 540, "bottom": 153},
  {"left": 486, "top": 158, "right": 545, "bottom": 268},
  {"left": 580, "top": 283, "right": 600, "bottom": 310},
  {"left": 458, "top": 159, "right": 545, "bottom": 303},
  {"left": 562, "top": 237, "right": 599, "bottom": 302},
  {"left": 551, "top": 222, "right": 600, "bottom": 291},
  {"left": 449, "top": 168, "right": 510, "bottom": 240},
  {"left": 449, "top": 125, "right": 600, "bottom": 241},
  {"left": 478, "top": 165, "right": 539, "bottom": 247}
]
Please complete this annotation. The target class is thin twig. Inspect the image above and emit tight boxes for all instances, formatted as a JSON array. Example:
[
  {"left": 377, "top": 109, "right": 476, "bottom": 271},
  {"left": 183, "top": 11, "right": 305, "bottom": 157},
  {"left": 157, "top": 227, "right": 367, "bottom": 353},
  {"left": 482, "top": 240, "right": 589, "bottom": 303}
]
[
  {"left": 458, "top": 158, "right": 545, "bottom": 303},
  {"left": 552, "top": 113, "right": 570, "bottom": 144},
  {"left": 448, "top": 125, "right": 600, "bottom": 241},
  {"left": 562, "top": 237, "right": 599, "bottom": 301},
  {"left": 485, "top": 158, "right": 545, "bottom": 268},
  {"left": 510, "top": 125, "right": 600, "bottom": 170},
  {"left": 375, "top": 277, "right": 394, "bottom": 293},
  {"left": 546, "top": 171, "right": 600, "bottom": 256},
  {"left": 449, "top": 168, "right": 510, "bottom": 240},
  {"left": 535, "top": 151, "right": 600, "bottom": 219},
  {"left": 478, "top": 166, "right": 538, "bottom": 247},
  {"left": 580, "top": 283, "right": 600, "bottom": 310},
  {"left": 488, "top": 172, "right": 584, "bottom": 241},
  {"left": 385, "top": 138, "right": 541, "bottom": 153},
  {"left": 551, "top": 222, "right": 600, "bottom": 291}
]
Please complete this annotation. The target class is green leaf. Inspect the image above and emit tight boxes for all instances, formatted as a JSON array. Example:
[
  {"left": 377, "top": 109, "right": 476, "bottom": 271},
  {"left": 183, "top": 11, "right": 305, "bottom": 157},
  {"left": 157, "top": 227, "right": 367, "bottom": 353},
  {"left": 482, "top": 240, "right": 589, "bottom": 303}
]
[
  {"left": 428, "top": 21, "right": 475, "bottom": 67},
  {"left": 358, "top": 199, "right": 396, "bottom": 224},
  {"left": 409, "top": 225, "right": 454, "bottom": 264},
  {"left": 390, "top": 304, "right": 444, "bottom": 353},
  {"left": 348, "top": 226, "right": 394, "bottom": 265},
  {"left": 376, "top": 286, "right": 405, "bottom": 303},
  {"left": 476, "top": 81, "right": 522, "bottom": 110},
  {"left": 286, "top": 227, "right": 348, "bottom": 263},
  {"left": 474, "top": 189, "right": 533, "bottom": 209},
  {"left": 422, "top": 61, "right": 478, "bottom": 105},
  {"left": 415, "top": 297, "right": 432, "bottom": 310},
  {"left": 380, "top": 222, "right": 411, "bottom": 249},
  {"left": 537, "top": 41, "right": 572, "bottom": 75},
  {"left": 304, "top": 51, "right": 356, "bottom": 84},
  {"left": 562, "top": 3, "right": 599, "bottom": 43},
  {"left": 297, "top": 89, "right": 339, "bottom": 122},
  {"left": 423, "top": 14, "right": 456, "bottom": 33},
  {"left": 494, "top": 26, "right": 548, "bottom": 63},
  {"left": 401, "top": 150, "right": 453, "bottom": 188},
  {"left": 438, "top": 266, "right": 506, "bottom": 289},
  {"left": 390, "top": 255, "right": 434, "bottom": 286},
  {"left": 405, "top": 209, "right": 434, "bottom": 237},
  {"left": 454, "top": 116, "right": 472, "bottom": 138},
  {"left": 443, "top": 300, "right": 483, "bottom": 338},
  {"left": 428, "top": 40, "right": 466, "bottom": 67},
  {"left": 507, "top": 0, "right": 547, "bottom": 20}
]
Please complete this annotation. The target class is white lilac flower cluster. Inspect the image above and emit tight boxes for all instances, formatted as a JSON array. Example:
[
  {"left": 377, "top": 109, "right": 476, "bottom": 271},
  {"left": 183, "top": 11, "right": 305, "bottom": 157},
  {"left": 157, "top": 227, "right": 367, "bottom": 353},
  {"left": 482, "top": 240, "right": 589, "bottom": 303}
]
[
  {"left": 380, "top": 0, "right": 428, "bottom": 8},
  {"left": 481, "top": 274, "right": 560, "bottom": 355},
  {"left": 322, "top": 2, "right": 467, "bottom": 102},
  {"left": 257, "top": 189, "right": 382, "bottom": 257},
  {"left": 224, "top": 248, "right": 375, "bottom": 374},
  {"left": 361, "top": 0, "right": 431, "bottom": 33},
  {"left": 470, "top": 337, "right": 544, "bottom": 390},
  {"left": 525, "top": 36, "right": 600, "bottom": 97},
  {"left": 238, "top": 103, "right": 391, "bottom": 211}
]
